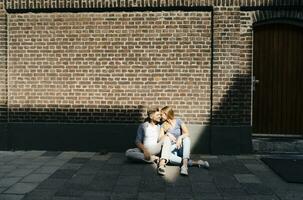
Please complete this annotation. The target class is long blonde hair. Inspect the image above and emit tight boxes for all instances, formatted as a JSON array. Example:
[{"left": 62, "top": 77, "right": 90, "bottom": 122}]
[{"left": 161, "top": 106, "right": 175, "bottom": 132}]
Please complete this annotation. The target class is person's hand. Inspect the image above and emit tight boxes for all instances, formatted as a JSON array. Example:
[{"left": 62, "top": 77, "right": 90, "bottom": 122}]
[
  {"left": 176, "top": 137, "right": 183, "bottom": 149},
  {"left": 143, "top": 150, "right": 151, "bottom": 161},
  {"left": 167, "top": 133, "right": 177, "bottom": 143}
]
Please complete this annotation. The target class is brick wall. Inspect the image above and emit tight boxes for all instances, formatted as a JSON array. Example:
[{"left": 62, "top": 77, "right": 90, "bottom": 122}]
[
  {"left": 1, "top": 0, "right": 302, "bottom": 126},
  {"left": 0, "top": 2, "right": 6, "bottom": 122},
  {"left": 212, "top": 6, "right": 244, "bottom": 125},
  {"left": 8, "top": 12, "right": 211, "bottom": 123},
  {"left": 5, "top": 0, "right": 303, "bottom": 9}
]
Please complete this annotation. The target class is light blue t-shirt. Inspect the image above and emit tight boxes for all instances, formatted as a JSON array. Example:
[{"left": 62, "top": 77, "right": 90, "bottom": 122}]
[{"left": 166, "top": 118, "right": 183, "bottom": 139}]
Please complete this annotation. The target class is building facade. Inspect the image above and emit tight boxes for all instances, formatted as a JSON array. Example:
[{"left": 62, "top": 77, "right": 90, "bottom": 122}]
[{"left": 0, "top": 0, "right": 302, "bottom": 154}]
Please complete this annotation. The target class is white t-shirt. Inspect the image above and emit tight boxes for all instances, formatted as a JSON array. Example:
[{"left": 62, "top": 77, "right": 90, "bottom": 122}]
[{"left": 143, "top": 124, "right": 159, "bottom": 147}]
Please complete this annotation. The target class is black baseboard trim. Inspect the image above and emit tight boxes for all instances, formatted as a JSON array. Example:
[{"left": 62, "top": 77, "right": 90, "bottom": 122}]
[{"left": 0, "top": 123, "right": 253, "bottom": 154}]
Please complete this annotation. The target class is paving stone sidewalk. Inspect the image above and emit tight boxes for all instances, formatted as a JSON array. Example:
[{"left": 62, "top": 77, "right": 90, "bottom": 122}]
[{"left": 0, "top": 151, "right": 302, "bottom": 200}]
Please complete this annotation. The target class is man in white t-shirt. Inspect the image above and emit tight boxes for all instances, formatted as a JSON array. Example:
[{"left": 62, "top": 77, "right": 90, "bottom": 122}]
[{"left": 125, "top": 107, "right": 171, "bottom": 175}]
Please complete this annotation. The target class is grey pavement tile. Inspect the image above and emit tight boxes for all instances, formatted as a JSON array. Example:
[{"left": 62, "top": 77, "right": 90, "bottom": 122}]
[
  {"left": 141, "top": 165, "right": 159, "bottom": 177},
  {"left": 35, "top": 178, "right": 67, "bottom": 190},
  {"left": 56, "top": 152, "right": 78, "bottom": 159},
  {"left": 88, "top": 179, "right": 116, "bottom": 192},
  {"left": 41, "top": 151, "right": 62, "bottom": 157},
  {"left": 49, "top": 169, "right": 77, "bottom": 179},
  {"left": 234, "top": 174, "right": 261, "bottom": 184},
  {"left": 108, "top": 152, "right": 124, "bottom": 158},
  {"left": 106, "top": 157, "right": 125, "bottom": 165},
  {"left": 21, "top": 151, "right": 45, "bottom": 158},
  {"left": 35, "top": 166, "right": 60, "bottom": 174},
  {"left": 245, "top": 164, "right": 270, "bottom": 172},
  {"left": 21, "top": 173, "right": 50, "bottom": 183},
  {"left": 218, "top": 188, "right": 248, "bottom": 198},
  {"left": 60, "top": 164, "right": 83, "bottom": 170},
  {"left": 0, "top": 187, "right": 8, "bottom": 193},
  {"left": 236, "top": 155, "right": 257, "bottom": 160},
  {"left": 97, "top": 164, "right": 123, "bottom": 173},
  {"left": 0, "top": 177, "right": 22, "bottom": 187},
  {"left": 221, "top": 161, "right": 251, "bottom": 174},
  {"left": 110, "top": 193, "right": 137, "bottom": 200},
  {"left": 22, "top": 164, "right": 43, "bottom": 170},
  {"left": 189, "top": 169, "right": 213, "bottom": 183},
  {"left": 250, "top": 195, "right": 280, "bottom": 200},
  {"left": 0, "top": 173, "right": 6, "bottom": 178},
  {"left": 8, "top": 159, "right": 34, "bottom": 166},
  {"left": 219, "top": 156, "right": 237, "bottom": 162},
  {"left": 192, "top": 182, "right": 219, "bottom": 194},
  {"left": 223, "top": 196, "right": 255, "bottom": 200},
  {"left": 94, "top": 171, "right": 120, "bottom": 180},
  {"left": 113, "top": 185, "right": 138, "bottom": 194},
  {"left": 52, "top": 197, "right": 82, "bottom": 200},
  {"left": 46, "top": 160, "right": 68, "bottom": 167},
  {"left": 4, "top": 182, "right": 38, "bottom": 194},
  {"left": 165, "top": 192, "right": 193, "bottom": 200},
  {"left": 80, "top": 161, "right": 105, "bottom": 172},
  {"left": 139, "top": 181, "right": 165, "bottom": 192},
  {"left": 54, "top": 186, "right": 86, "bottom": 197},
  {"left": 76, "top": 167, "right": 99, "bottom": 175},
  {"left": 76, "top": 152, "right": 95, "bottom": 158},
  {"left": 167, "top": 176, "right": 191, "bottom": 186},
  {"left": 241, "top": 183, "right": 273, "bottom": 195},
  {"left": 85, "top": 159, "right": 106, "bottom": 167},
  {"left": 22, "top": 189, "right": 57, "bottom": 200},
  {"left": 0, "top": 165, "right": 18, "bottom": 173},
  {"left": 194, "top": 193, "right": 223, "bottom": 200},
  {"left": 0, "top": 194, "right": 24, "bottom": 200},
  {"left": 67, "top": 158, "right": 90, "bottom": 164},
  {"left": 0, "top": 151, "right": 24, "bottom": 156},
  {"left": 82, "top": 191, "right": 111, "bottom": 200},
  {"left": 120, "top": 164, "right": 144, "bottom": 176},
  {"left": 32, "top": 157, "right": 54, "bottom": 164},
  {"left": 91, "top": 154, "right": 110, "bottom": 161},
  {"left": 138, "top": 192, "right": 165, "bottom": 200},
  {"left": 214, "top": 175, "right": 242, "bottom": 189},
  {"left": 166, "top": 185, "right": 192, "bottom": 194},
  {"left": 68, "top": 174, "right": 94, "bottom": 185},
  {"left": 139, "top": 175, "right": 166, "bottom": 186},
  {"left": 116, "top": 176, "right": 141, "bottom": 186},
  {"left": 276, "top": 191, "right": 303, "bottom": 200},
  {"left": 6, "top": 169, "right": 34, "bottom": 178},
  {"left": 239, "top": 159, "right": 262, "bottom": 165}
]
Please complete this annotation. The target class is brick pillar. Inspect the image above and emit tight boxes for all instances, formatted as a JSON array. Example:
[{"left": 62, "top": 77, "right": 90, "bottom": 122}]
[
  {"left": 0, "top": 2, "right": 9, "bottom": 149},
  {"left": 211, "top": 6, "right": 252, "bottom": 154},
  {"left": 212, "top": 6, "right": 245, "bottom": 125},
  {"left": 0, "top": 1, "right": 7, "bottom": 120}
]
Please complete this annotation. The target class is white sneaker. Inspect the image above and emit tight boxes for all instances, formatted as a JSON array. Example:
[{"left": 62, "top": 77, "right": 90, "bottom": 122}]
[
  {"left": 198, "top": 160, "right": 210, "bottom": 169},
  {"left": 180, "top": 165, "right": 188, "bottom": 176}
]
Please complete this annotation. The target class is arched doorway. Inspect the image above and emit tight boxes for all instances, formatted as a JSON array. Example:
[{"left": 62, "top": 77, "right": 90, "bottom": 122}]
[{"left": 253, "top": 22, "right": 303, "bottom": 136}]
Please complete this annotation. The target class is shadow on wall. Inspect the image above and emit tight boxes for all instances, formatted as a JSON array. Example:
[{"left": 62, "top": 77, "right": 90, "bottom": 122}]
[
  {"left": 0, "top": 72, "right": 253, "bottom": 155},
  {"left": 191, "top": 73, "right": 252, "bottom": 155},
  {"left": 0, "top": 106, "right": 145, "bottom": 152}
]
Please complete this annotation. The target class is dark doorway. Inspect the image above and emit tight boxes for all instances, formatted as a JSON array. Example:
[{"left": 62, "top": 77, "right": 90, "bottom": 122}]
[{"left": 253, "top": 23, "right": 303, "bottom": 136}]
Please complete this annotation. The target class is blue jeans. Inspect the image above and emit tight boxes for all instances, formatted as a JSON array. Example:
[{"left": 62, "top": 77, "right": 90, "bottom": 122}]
[{"left": 169, "top": 137, "right": 191, "bottom": 165}]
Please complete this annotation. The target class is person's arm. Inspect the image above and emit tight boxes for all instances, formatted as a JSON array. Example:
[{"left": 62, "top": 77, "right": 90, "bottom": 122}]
[
  {"left": 180, "top": 122, "right": 190, "bottom": 139},
  {"left": 135, "top": 142, "right": 151, "bottom": 160},
  {"left": 159, "top": 127, "right": 166, "bottom": 141},
  {"left": 176, "top": 119, "right": 190, "bottom": 148},
  {"left": 135, "top": 123, "right": 151, "bottom": 160}
]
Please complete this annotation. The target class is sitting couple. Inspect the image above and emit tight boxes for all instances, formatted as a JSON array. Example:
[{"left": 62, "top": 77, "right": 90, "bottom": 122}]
[{"left": 125, "top": 106, "right": 209, "bottom": 176}]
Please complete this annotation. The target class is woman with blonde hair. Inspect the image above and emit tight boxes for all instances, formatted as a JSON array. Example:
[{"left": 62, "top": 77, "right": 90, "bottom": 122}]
[{"left": 161, "top": 106, "right": 209, "bottom": 175}]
